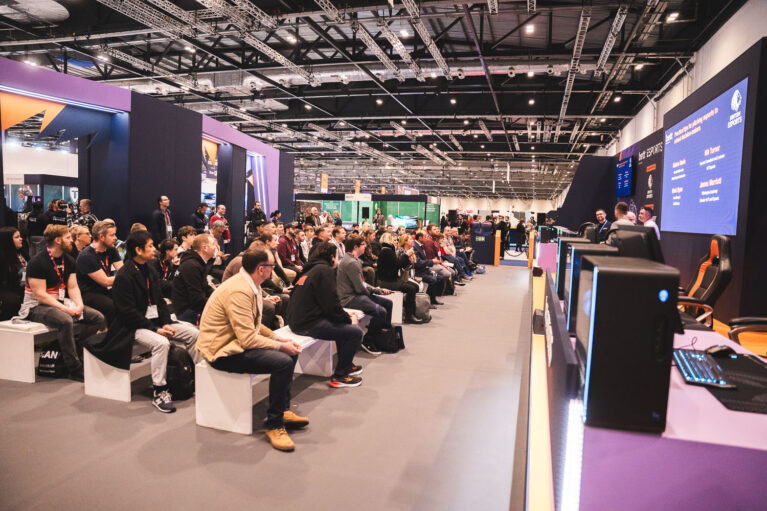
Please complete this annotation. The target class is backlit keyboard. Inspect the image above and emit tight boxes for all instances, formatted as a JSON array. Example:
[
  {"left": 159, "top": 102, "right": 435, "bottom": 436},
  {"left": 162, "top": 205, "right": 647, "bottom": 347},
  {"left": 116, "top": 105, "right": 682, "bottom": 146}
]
[{"left": 673, "top": 349, "right": 736, "bottom": 389}]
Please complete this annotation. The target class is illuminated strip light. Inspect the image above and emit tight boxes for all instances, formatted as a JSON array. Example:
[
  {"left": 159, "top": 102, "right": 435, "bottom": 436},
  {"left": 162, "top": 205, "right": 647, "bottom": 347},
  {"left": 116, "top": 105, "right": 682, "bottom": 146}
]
[
  {"left": 258, "top": 155, "right": 268, "bottom": 214},
  {"left": 449, "top": 134, "right": 463, "bottom": 151},
  {"left": 232, "top": 0, "right": 279, "bottom": 29},
  {"left": 478, "top": 120, "right": 492, "bottom": 141},
  {"left": 583, "top": 266, "right": 599, "bottom": 420},
  {"left": 312, "top": 0, "right": 345, "bottom": 24},
  {"left": 401, "top": 0, "right": 452, "bottom": 79},
  {"left": 560, "top": 398, "right": 585, "bottom": 511},
  {"left": 0, "top": 84, "right": 124, "bottom": 114},
  {"left": 379, "top": 22, "right": 425, "bottom": 82},
  {"left": 354, "top": 22, "right": 404, "bottom": 82},
  {"left": 145, "top": 0, "right": 215, "bottom": 33},
  {"left": 594, "top": 6, "right": 627, "bottom": 79}
]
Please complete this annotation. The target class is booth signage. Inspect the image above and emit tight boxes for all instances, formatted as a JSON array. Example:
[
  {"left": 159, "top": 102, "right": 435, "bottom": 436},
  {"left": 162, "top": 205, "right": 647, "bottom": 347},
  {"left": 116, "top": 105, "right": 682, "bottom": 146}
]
[
  {"left": 355, "top": 180, "right": 361, "bottom": 194},
  {"left": 320, "top": 173, "right": 329, "bottom": 193},
  {"left": 344, "top": 193, "right": 372, "bottom": 201}
]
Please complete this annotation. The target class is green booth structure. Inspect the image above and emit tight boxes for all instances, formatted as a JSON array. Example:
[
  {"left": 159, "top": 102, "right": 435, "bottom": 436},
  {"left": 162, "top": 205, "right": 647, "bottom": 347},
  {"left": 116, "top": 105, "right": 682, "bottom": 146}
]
[{"left": 294, "top": 193, "right": 440, "bottom": 229}]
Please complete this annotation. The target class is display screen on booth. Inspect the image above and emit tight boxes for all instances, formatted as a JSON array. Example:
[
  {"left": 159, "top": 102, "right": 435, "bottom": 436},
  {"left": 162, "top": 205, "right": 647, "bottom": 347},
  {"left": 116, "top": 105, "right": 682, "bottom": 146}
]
[
  {"left": 615, "top": 157, "right": 633, "bottom": 197},
  {"left": 660, "top": 77, "right": 748, "bottom": 235}
]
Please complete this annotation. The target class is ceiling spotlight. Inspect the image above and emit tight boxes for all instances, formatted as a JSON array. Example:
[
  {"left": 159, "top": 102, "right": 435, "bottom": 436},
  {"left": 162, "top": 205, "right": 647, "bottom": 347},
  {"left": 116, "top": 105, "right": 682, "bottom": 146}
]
[
  {"left": 525, "top": 24, "right": 535, "bottom": 34},
  {"left": 614, "top": 96, "right": 622, "bottom": 102},
  {"left": 480, "top": 144, "right": 485, "bottom": 149},
  {"left": 450, "top": 98, "right": 457, "bottom": 105},
  {"left": 473, "top": 134, "right": 479, "bottom": 139},
  {"left": 487, "top": 153, "right": 491, "bottom": 156},
  {"left": 339, "top": 120, "right": 346, "bottom": 126},
  {"left": 402, "top": 120, "right": 407, "bottom": 125},
  {"left": 184, "top": 45, "right": 196, "bottom": 53},
  {"left": 287, "top": 35, "right": 297, "bottom": 44},
  {"left": 528, "top": 98, "right": 535, "bottom": 105},
  {"left": 634, "top": 63, "right": 644, "bottom": 70},
  {"left": 24, "top": 59, "right": 37, "bottom": 67},
  {"left": 305, "top": 104, "right": 312, "bottom": 110},
  {"left": 527, "top": 70, "right": 534, "bottom": 78},
  {"left": 667, "top": 12, "right": 679, "bottom": 21},
  {"left": 600, "top": 118, "right": 607, "bottom": 122},
  {"left": 376, "top": 98, "right": 384, "bottom": 105},
  {"left": 463, "top": 119, "right": 470, "bottom": 125},
  {"left": 282, "top": 123, "right": 288, "bottom": 127},
  {"left": 430, "top": 71, "right": 437, "bottom": 78},
  {"left": 531, "top": 146, "right": 535, "bottom": 150},
  {"left": 364, "top": 134, "right": 370, "bottom": 139},
  {"left": 335, "top": 157, "right": 339, "bottom": 161},
  {"left": 399, "top": 28, "right": 410, "bottom": 38}
]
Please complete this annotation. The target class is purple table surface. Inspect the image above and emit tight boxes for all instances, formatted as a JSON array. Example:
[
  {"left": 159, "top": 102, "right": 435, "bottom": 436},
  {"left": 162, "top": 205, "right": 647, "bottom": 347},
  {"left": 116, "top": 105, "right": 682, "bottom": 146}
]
[
  {"left": 538, "top": 242, "right": 558, "bottom": 274},
  {"left": 577, "top": 329, "right": 767, "bottom": 511}
]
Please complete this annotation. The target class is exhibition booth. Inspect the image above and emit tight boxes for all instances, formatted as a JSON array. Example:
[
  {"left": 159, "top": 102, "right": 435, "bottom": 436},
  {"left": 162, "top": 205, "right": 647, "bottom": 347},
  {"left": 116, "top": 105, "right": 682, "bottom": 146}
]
[
  {"left": 0, "top": 57, "right": 294, "bottom": 255},
  {"left": 294, "top": 192, "right": 440, "bottom": 229},
  {"left": 517, "top": 38, "right": 767, "bottom": 510}
]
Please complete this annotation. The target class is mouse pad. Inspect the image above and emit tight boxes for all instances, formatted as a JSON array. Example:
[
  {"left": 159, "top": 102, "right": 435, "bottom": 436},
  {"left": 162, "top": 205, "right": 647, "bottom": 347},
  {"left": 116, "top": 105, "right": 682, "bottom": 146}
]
[{"left": 706, "top": 354, "right": 767, "bottom": 414}]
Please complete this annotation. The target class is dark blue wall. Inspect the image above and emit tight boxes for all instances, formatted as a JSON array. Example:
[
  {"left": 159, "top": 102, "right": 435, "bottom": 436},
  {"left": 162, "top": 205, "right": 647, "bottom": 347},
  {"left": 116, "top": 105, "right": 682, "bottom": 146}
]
[
  {"left": 278, "top": 153, "right": 295, "bottom": 223},
  {"left": 556, "top": 155, "right": 616, "bottom": 232},
  {"left": 216, "top": 143, "right": 246, "bottom": 254}
]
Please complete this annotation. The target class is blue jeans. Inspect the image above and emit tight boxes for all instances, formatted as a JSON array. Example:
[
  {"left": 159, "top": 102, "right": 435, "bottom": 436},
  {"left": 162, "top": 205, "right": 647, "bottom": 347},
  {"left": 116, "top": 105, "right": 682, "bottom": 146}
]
[
  {"left": 443, "top": 254, "right": 471, "bottom": 277},
  {"left": 210, "top": 349, "right": 297, "bottom": 429},
  {"left": 294, "top": 319, "right": 362, "bottom": 376},
  {"left": 345, "top": 294, "right": 393, "bottom": 336}
]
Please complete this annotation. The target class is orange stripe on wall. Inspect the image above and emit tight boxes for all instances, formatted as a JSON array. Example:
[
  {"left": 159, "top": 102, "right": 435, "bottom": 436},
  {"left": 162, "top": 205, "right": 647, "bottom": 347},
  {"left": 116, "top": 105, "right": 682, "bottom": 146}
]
[{"left": 647, "top": 163, "right": 656, "bottom": 172}]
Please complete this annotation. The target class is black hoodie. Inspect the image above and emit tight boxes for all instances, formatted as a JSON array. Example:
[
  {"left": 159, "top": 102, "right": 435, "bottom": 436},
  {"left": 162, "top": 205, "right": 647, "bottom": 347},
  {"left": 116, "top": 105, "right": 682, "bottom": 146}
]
[
  {"left": 286, "top": 259, "right": 350, "bottom": 332},
  {"left": 171, "top": 250, "right": 212, "bottom": 316}
]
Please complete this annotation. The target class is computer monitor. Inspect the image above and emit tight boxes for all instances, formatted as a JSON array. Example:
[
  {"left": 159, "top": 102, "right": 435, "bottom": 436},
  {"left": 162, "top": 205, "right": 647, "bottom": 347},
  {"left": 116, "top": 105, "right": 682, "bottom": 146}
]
[
  {"left": 609, "top": 224, "right": 664, "bottom": 263},
  {"left": 565, "top": 244, "right": 619, "bottom": 332},
  {"left": 583, "top": 226, "right": 597, "bottom": 243},
  {"left": 556, "top": 237, "right": 592, "bottom": 299}
]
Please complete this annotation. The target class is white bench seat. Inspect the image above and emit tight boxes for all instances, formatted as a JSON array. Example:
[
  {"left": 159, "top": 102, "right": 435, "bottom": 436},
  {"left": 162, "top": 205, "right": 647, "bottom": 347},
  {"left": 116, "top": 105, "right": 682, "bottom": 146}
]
[
  {"left": 83, "top": 349, "right": 152, "bottom": 402},
  {"left": 379, "top": 290, "right": 404, "bottom": 324},
  {"left": 0, "top": 323, "right": 58, "bottom": 383}
]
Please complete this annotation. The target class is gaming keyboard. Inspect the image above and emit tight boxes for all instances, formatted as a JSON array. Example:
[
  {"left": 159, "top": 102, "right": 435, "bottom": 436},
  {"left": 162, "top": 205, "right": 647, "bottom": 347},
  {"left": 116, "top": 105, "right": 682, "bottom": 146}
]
[{"left": 673, "top": 349, "right": 737, "bottom": 389}]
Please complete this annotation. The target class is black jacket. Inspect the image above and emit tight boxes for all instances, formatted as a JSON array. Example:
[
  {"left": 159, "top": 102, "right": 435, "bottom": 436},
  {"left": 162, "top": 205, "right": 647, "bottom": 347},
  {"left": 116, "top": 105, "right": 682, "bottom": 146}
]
[
  {"left": 412, "top": 241, "right": 434, "bottom": 276},
  {"left": 151, "top": 208, "right": 172, "bottom": 244},
  {"left": 148, "top": 257, "right": 176, "bottom": 299},
  {"left": 376, "top": 243, "right": 410, "bottom": 282},
  {"left": 0, "top": 250, "right": 27, "bottom": 297},
  {"left": 596, "top": 220, "right": 612, "bottom": 243},
  {"left": 190, "top": 211, "right": 207, "bottom": 234},
  {"left": 85, "top": 261, "right": 171, "bottom": 370},
  {"left": 286, "top": 259, "right": 350, "bottom": 332},
  {"left": 171, "top": 250, "right": 212, "bottom": 316},
  {"left": 247, "top": 208, "right": 267, "bottom": 231}
]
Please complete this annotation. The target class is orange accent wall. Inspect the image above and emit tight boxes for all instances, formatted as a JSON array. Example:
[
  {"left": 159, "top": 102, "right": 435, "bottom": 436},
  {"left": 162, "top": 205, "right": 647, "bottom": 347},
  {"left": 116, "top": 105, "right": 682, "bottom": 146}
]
[{"left": 0, "top": 91, "right": 64, "bottom": 131}]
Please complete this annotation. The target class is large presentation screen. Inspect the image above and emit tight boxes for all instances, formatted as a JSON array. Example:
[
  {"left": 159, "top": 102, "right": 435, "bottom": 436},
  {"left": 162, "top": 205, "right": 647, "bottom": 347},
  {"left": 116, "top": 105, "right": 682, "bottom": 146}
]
[{"left": 661, "top": 78, "right": 748, "bottom": 235}]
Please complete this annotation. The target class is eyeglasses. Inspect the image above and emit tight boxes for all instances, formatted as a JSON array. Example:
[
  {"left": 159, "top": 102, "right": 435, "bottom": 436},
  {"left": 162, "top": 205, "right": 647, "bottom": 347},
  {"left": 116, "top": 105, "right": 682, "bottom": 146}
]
[{"left": 258, "top": 264, "right": 275, "bottom": 268}]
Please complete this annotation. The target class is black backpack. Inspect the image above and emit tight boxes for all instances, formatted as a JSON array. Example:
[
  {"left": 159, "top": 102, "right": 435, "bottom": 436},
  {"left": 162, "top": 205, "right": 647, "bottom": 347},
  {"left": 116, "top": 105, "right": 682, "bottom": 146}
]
[
  {"left": 37, "top": 340, "right": 68, "bottom": 378},
  {"left": 166, "top": 344, "right": 195, "bottom": 400},
  {"left": 369, "top": 326, "right": 405, "bottom": 353}
]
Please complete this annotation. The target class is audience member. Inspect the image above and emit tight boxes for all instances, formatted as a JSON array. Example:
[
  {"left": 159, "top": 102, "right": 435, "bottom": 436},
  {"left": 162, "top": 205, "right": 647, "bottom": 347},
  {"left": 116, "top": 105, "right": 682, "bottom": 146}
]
[
  {"left": 286, "top": 241, "right": 363, "bottom": 388},
  {"left": 18, "top": 224, "right": 106, "bottom": 381},
  {"left": 610, "top": 202, "right": 633, "bottom": 230},
  {"left": 149, "top": 238, "right": 178, "bottom": 300},
  {"left": 312, "top": 225, "right": 331, "bottom": 247},
  {"left": 639, "top": 207, "right": 660, "bottom": 240},
  {"left": 595, "top": 209, "right": 611, "bottom": 243},
  {"left": 172, "top": 233, "right": 215, "bottom": 324},
  {"left": 304, "top": 207, "right": 321, "bottom": 227},
  {"left": 412, "top": 231, "right": 445, "bottom": 305},
  {"left": 376, "top": 232, "right": 422, "bottom": 324},
  {"left": 69, "top": 225, "right": 91, "bottom": 259},
  {"left": 440, "top": 229, "right": 473, "bottom": 279},
  {"left": 88, "top": 230, "right": 199, "bottom": 413},
  {"left": 176, "top": 225, "right": 196, "bottom": 253},
  {"left": 296, "top": 229, "right": 308, "bottom": 266},
  {"left": 0, "top": 226, "right": 28, "bottom": 320},
  {"left": 277, "top": 222, "right": 303, "bottom": 274},
  {"left": 423, "top": 225, "right": 459, "bottom": 289},
  {"left": 301, "top": 226, "right": 315, "bottom": 259},
  {"left": 261, "top": 233, "right": 293, "bottom": 286},
  {"left": 130, "top": 223, "right": 148, "bottom": 234},
  {"left": 151, "top": 195, "right": 173, "bottom": 244},
  {"left": 333, "top": 210, "right": 342, "bottom": 226},
  {"left": 197, "top": 249, "right": 307, "bottom": 451},
  {"left": 27, "top": 201, "right": 46, "bottom": 256},
  {"left": 330, "top": 226, "right": 346, "bottom": 261},
  {"left": 190, "top": 203, "right": 209, "bottom": 234},
  {"left": 626, "top": 211, "right": 637, "bottom": 224},
  {"left": 337, "top": 234, "right": 393, "bottom": 356},
  {"left": 373, "top": 208, "right": 386, "bottom": 229},
  {"left": 360, "top": 229, "right": 378, "bottom": 285},
  {"left": 209, "top": 204, "right": 230, "bottom": 250},
  {"left": 72, "top": 199, "right": 98, "bottom": 232},
  {"left": 246, "top": 201, "right": 268, "bottom": 239},
  {"left": 76, "top": 220, "right": 123, "bottom": 324}
]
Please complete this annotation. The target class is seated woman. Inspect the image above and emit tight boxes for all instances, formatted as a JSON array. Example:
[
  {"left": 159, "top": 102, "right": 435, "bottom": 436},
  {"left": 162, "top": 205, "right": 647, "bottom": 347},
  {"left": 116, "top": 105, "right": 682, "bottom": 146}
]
[
  {"left": 0, "top": 226, "right": 28, "bottom": 320},
  {"left": 375, "top": 232, "right": 422, "bottom": 324},
  {"left": 148, "top": 238, "right": 179, "bottom": 300}
]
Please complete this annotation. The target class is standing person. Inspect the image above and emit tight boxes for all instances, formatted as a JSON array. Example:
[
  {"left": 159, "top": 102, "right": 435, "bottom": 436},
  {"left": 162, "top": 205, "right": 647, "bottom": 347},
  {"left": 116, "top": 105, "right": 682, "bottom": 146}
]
[
  {"left": 190, "top": 203, "right": 208, "bottom": 234},
  {"left": 296, "top": 229, "right": 309, "bottom": 266},
  {"left": 0, "top": 226, "right": 28, "bottom": 320},
  {"left": 171, "top": 233, "right": 216, "bottom": 324},
  {"left": 277, "top": 222, "right": 303, "bottom": 275},
  {"left": 332, "top": 211, "right": 343, "bottom": 226},
  {"left": 27, "top": 201, "right": 47, "bottom": 257},
  {"left": 515, "top": 218, "right": 526, "bottom": 252},
  {"left": 498, "top": 216, "right": 509, "bottom": 257},
  {"left": 376, "top": 232, "right": 422, "bottom": 324},
  {"left": 151, "top": 195, "right": 173, "bottom": 245},
  {"left": 76, "top": 220, "right": 123, "bottom": 324},
  {"left": 18, "top": 225, "right": 106, "bottom": 381},
  {"left": 209, "top": 204, "right": 231, "bottom": 251},
  {"left": 337, "top": 234, "right": 393, "bottom": 355},
  {"left": 73, "top": 199, "right": 99, "bottom": 232},
  {"left": 197, "top": 249, "right": 307, "bottom": 451},
  {"left": 87, "top": 230, "right": 199, "bottom": 413},
  {"left": 373, "top": 208, "right": 386, "bottom": 229},
  {"left": 286, "top": 241, "right": 364, "bottom": 388},
  {"left": 440, "top": 215, "right": 448, "bottom": 230},
  {"left": 247, "top": 201, "right": 268, "bottom": 239},
  {"left": 639, "top": 207, "right": 660, "bottom": 240},
  {"left": 304, "top": 207, "right": 321, "bottom": 227}
]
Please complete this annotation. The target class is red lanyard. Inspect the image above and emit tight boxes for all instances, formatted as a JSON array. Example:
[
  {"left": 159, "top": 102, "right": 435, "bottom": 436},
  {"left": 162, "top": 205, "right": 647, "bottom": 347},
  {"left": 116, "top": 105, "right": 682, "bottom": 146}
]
[
  {"left": 46, "top": 247, "right": 65, "bottom": 288},
  {"left": 18, "top": 254, "right": 26, "bottom": 270},
  {"left": 162, "top": 261, "right": 169, "bottom": 279},
  {"left": 100, "top": 254, "right": 111, "bottom": 276},
  {"left": 132, "top": 262, "right": 153, "bottom": 305}
]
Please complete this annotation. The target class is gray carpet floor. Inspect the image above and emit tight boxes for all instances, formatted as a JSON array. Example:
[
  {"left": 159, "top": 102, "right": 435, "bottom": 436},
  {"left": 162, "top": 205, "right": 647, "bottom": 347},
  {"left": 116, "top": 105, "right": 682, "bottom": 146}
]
[{"left": 0, "top": 265, "right": 529, "bottom": 511}]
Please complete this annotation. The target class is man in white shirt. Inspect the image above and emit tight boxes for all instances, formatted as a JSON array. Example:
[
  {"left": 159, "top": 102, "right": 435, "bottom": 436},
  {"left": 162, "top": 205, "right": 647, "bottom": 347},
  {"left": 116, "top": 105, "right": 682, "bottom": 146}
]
[{"left": 639, "top": 206, "right": 661, "bottom": 240}]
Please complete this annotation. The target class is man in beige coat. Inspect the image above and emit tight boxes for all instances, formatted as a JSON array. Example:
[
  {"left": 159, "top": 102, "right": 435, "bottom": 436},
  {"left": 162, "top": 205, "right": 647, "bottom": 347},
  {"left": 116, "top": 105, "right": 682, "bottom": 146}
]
[{"left": 196, "top": 249, "right": 307, "bottom": 452}]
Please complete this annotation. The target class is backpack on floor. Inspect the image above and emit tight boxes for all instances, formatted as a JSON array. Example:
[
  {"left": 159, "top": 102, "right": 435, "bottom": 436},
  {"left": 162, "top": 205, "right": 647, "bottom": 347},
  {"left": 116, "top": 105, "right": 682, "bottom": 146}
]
[
  {"left": 368, "top": 328, "right": 400, "bottom": 353},
  {"left": 394, "top": 326, "right": 405, "bottom": 350},
  {"left": 166, "top": 344, "right": 195, "bottom": 401},
  {"left": 37, "top": 340, "right": 68, "bottom": 378},
  {"left": 414, "top": 293, "right": 432, "bottom": 323},
  {"left": 474, "top": 264, "right": 486, "bottom": 274}
]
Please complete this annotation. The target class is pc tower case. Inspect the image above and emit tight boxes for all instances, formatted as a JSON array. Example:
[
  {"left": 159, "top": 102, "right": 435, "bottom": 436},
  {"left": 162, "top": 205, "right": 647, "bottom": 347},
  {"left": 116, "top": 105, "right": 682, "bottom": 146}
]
[
  {"left": 565, "top": 244, "right": 619, "bottom": 332},
  {"left": 576, "top": 256, "right": 680, "bottom": 433},
  {"left": 556, "top": 237, "right": 592, "bottom": 299}
]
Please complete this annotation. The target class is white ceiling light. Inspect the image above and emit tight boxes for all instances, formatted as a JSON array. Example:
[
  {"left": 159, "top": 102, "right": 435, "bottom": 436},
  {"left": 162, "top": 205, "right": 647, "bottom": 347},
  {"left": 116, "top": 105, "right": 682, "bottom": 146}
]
[
  {"left": 528, "top": 98, "right": 535, "bottom": 105},
  {"left": 399, "top": 28, "right": 410, "bottom": 38},
  {"left": 305, "top": 104, "right": 312, "bottom": 110},
  {"left": 376, "top": 98, "right": 384, "bottom": 105},
  {"left": 525, "top": 24, "right": 535, "bottom": 34},
  {"left": 527, "top": 70, "right": 534, "bottom": 78}
]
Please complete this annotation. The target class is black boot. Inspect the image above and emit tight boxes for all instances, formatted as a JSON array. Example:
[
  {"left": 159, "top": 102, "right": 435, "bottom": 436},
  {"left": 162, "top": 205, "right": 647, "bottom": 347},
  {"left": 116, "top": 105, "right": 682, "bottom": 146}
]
[{"left": 404, "top": 313, "right": 424, "bottom": 324}]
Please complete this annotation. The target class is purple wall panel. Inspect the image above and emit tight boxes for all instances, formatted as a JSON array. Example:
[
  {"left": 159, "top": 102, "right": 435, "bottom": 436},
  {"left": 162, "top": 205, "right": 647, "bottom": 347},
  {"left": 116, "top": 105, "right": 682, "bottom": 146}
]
[{"left": 0, "top": 57, "right": 131, "bottom": 111}]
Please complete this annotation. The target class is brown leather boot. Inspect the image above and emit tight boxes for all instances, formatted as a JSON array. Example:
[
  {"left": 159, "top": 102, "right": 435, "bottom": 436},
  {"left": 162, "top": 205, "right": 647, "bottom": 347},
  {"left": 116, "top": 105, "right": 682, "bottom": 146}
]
[
  {"left": 283, "top": 410, "right": 310, "bottom": 429},
  {"left": 265, "top": 427, "right": 295, "bottom": 452}
]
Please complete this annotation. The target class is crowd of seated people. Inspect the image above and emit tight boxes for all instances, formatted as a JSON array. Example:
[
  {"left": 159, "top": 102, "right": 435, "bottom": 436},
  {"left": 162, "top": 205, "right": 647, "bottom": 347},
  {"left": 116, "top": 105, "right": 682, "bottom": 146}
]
[{"left": 0, "top": 200, "right": 483, "bottom": 451}]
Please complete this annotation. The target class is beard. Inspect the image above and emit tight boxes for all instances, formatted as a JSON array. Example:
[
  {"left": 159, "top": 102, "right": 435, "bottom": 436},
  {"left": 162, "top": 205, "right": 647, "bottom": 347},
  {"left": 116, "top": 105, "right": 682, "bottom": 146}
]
[{"left": 61, "top": 240, "right": 73, "bottom": 253}]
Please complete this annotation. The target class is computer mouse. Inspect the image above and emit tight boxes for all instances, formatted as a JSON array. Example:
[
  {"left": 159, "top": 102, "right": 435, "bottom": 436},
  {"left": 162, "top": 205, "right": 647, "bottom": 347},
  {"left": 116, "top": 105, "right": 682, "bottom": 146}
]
[{"left": 705, "top": 344, "right": 736, "bottom": 358}]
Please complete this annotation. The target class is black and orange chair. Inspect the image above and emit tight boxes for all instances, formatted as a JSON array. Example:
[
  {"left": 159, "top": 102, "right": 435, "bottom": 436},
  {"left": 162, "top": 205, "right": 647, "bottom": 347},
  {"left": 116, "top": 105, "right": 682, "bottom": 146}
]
[{"left": 677, "top": 235, "right": 732, "bottom": 328}]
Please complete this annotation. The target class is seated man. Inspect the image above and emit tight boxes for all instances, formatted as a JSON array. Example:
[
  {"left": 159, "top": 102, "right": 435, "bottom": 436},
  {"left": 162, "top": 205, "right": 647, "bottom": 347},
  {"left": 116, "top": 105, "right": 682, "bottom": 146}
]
[
  {"left": 286, "top": 241, "right": 363, "bottom": 389},
  {"left": 176, "top": 225, "right": 196, "bottom": 254},
  {"left": 311, "top": 225, "right": 331, "bottom": 247},
  {"left": 277, "top": 222, "right": 303, "bottom": 275},
  {"left": 330, "top": 226, "right": 346, "bottom": 261},
  {"left": 337, "top": 234, "right": 393, "bottom": 356},
  {"left": 87, "top": 230, "right": 199, "bottom": 413},
  {"left": 18, "top": 224, "right": 106, "bottom": 381},
  {"left": 197, "top": 249, "right": 307, "bottom": 452},
  {"left": 437, "top": 231, "right": 472, "bottom": 280},
  {"left": 208, "top": 221, "right": 231, "bottom": 282},
  {"left": 424, "top": 225, "right": 460, "bottom": 289},
  {"left": 413, "top": 231, "right": 445, "bottom": 305},
  {"left": 76, "top": 220, "right": 123, "bottom": 324},
  {"left": 172, "top": 233, "right": 216, "bottom": 324}
]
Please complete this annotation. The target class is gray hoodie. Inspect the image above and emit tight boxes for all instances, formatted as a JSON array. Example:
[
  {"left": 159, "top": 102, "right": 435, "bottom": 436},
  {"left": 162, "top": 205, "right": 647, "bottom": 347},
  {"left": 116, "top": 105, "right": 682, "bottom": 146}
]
[{"left": 336, "top": 253, "right": 381, "bottom": 306}]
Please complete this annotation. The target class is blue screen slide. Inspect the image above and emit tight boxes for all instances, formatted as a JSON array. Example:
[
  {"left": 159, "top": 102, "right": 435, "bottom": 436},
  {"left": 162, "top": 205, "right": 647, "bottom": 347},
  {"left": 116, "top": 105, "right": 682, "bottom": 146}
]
[
  {"left": 661, "top": 77, "right": 748, "bottom": 235},
  {"left": 616, "top": 157, "right": 632, "bottom": 196}
]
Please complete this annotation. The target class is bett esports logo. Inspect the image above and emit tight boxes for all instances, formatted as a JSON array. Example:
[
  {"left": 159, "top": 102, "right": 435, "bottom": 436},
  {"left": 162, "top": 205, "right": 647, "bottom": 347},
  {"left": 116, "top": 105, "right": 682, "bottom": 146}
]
[{"left": 731, "top": 89, "right": 742, "bottom": 112}]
